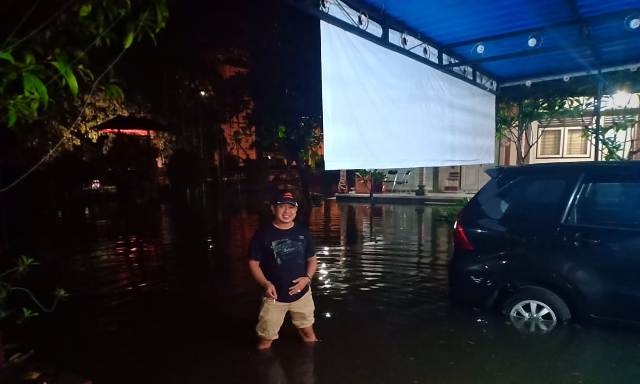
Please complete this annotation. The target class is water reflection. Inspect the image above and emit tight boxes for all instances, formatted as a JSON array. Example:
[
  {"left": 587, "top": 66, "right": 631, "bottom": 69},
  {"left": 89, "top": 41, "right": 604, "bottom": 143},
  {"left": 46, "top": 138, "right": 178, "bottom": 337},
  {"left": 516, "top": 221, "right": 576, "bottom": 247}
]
[
  {"left": 16, "top": 199, "right": 640, "bottom": 383},
  {"left": 309, "top": 202, "right": 452, "bottom": 322},
  {"left": 257, "top": 346, "right": 316, "bottom": 384}
]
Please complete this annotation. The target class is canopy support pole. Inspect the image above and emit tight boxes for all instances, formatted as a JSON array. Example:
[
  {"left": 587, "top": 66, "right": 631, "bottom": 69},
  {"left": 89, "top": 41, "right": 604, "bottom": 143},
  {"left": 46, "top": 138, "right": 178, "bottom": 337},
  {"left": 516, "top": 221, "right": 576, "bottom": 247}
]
[{"left": 594, "top": 73, "right": 603, "bottom": 161}]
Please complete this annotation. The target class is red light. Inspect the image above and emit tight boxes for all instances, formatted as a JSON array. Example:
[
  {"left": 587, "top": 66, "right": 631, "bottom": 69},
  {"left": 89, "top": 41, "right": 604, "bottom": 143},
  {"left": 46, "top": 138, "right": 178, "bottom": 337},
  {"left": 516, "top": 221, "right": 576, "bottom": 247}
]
[
  {"left": 100, "top": 129, "right": 155, "bottom": 136},
  {"left": 453, "top": 216, "right": 474, "bottom": 251}
]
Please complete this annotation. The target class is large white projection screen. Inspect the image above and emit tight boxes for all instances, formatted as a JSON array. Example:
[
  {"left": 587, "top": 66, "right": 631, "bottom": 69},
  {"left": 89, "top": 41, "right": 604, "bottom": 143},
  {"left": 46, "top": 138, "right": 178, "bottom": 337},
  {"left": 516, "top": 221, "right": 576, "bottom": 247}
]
[{"left": 321, "top": 21, "right": 496, "bottom": 170}]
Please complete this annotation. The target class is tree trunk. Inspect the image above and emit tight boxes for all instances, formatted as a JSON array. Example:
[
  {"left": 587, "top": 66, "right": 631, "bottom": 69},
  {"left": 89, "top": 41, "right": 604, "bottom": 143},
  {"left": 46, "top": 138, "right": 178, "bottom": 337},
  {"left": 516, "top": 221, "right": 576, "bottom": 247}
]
[{"left": 516, "top": 147, "right": 526, "bottom": 165}]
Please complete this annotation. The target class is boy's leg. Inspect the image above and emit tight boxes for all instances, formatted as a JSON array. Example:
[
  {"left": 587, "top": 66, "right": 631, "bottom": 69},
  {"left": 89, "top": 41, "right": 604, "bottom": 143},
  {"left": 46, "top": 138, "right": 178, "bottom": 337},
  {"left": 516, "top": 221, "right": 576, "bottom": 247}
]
[
  {"left": 289, "top": 290, "right": 318, "bottom": 343},
  {"left": 297, "top": 326, "right": 318, "bottom": 343},
  {"left": 256, "top": 298, "right": 287, "bottom": 349}
]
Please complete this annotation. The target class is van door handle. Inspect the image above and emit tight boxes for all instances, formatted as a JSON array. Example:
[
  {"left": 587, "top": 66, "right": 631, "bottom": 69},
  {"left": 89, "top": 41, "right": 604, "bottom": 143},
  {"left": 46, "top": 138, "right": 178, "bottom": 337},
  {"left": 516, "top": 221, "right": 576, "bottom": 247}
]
[{"left": 573, "top": 234, "right": 601, "bottom": 247}]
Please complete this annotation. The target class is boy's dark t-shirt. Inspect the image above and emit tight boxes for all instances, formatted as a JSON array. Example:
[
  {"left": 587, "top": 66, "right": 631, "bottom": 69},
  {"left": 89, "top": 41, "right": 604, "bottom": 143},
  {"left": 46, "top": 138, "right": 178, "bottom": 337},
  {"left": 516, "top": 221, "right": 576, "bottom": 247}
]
[{"left": 249, "top": 223, "right": 315, "bottom": 303}]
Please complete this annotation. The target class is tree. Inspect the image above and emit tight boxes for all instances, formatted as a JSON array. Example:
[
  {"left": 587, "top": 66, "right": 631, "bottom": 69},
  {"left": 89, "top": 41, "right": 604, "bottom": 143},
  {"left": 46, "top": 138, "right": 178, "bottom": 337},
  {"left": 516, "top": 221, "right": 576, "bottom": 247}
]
[
  {"left": 496, "top": 97, "right": 581, "bottom": 165},
  {"left": 1, "top": 0, "right": 168, "bottom": 126},
  {"left": 249, "top": 0, "right": 322, "bottom": 202},
  {"left": 0, "top": 0, "right": 169, "bottom": 191},
  {"left": 576, "top": 93, "right": 640, "bottom": 161}
]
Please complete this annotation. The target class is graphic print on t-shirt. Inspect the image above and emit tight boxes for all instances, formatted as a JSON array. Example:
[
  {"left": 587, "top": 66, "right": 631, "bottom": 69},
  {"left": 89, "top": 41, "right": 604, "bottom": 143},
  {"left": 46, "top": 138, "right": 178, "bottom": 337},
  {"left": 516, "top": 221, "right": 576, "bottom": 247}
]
[{"left": 271, "top": 238, "right": 304, "bottom": 265}]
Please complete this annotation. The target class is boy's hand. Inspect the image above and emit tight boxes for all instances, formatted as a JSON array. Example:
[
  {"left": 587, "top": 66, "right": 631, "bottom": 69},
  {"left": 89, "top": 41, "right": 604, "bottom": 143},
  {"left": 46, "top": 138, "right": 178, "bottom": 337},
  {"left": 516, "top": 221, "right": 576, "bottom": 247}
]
[
  {"left": 264, "top": 282, "right": 277, "bottom": 300},
  {"left": 289, "top": 276, "right": 310, "bottom": 296}
]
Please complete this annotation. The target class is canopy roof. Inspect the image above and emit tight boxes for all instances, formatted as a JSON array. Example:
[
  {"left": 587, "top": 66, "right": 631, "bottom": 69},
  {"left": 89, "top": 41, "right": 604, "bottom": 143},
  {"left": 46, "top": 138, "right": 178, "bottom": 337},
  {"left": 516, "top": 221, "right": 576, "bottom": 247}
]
[{"left": 299, "top": 0, "right": 640, "bottom": 95}]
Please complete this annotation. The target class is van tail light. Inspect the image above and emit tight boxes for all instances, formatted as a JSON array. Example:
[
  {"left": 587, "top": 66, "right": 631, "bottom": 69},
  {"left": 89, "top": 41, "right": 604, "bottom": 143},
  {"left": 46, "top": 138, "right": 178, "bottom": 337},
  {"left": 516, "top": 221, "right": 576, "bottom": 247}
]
[{"left": 453, "top": 215, "right": 474, "bottom": 251}]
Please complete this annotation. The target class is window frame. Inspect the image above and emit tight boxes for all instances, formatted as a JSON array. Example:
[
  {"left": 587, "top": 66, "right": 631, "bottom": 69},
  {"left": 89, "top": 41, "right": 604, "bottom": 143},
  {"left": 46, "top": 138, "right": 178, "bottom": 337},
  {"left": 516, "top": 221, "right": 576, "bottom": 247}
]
[
  {"left": 563, "top": 127, "right": 591, "bottom": 158},
  {"left": 536, "top": 127, "right": 563, "bottom": 159}
]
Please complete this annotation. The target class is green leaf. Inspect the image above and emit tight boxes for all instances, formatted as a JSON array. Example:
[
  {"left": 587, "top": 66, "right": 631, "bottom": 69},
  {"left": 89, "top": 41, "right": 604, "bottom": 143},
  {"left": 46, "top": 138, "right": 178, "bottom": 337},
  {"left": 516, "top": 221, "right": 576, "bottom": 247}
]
[
  {"left": 105, "top": 83, "right": 125, "bottom": 101},
  {"left": 123, "top": 30, "right": 134, "bottom": 49},
  {"left": 7, "top": 104, "right": 17, "bottom": 127},
  {"left": 75, "top": 64, "right": 95, "bottom": 82},
  {"left": 23, "top": 72, "right": 49, "bottom": 109},
  {"left": 54, "top": 288, "right": 69, "bottom": 299},
  {"left": 24, "top": 52, "right": 35, "bottom": 65},
  {"left": 19, "top": 307, "right": 39, "bottom": 322},
  {"left": 17, "top": 255, "right": 39, "bottom": 274},
  {"left": 79, "top": 3, "right": 92, "bottom": 17},
  {"left": 0, "top": 51, "right": 15, "bottom": 64},
  {"left": 154, "top": 3, "right": 169, "bottom": 32},
  {"left": 51, "top": 60, "right": 79, "bottom": 97}
]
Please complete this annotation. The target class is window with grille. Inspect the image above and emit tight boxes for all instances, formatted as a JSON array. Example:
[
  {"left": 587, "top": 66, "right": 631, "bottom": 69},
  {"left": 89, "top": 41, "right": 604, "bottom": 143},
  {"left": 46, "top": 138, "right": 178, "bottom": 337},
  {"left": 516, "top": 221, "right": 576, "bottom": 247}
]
[
  {"left": 538, "top": 129, "right": 562, "bottom": 156},
  {"left": 566, "top": 128, "right": 589, "bottom": 156}
]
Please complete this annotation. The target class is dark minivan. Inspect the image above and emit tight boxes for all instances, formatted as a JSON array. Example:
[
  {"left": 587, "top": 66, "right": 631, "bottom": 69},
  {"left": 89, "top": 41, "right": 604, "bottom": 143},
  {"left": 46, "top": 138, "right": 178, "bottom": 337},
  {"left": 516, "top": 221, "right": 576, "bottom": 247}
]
[{"left": 449, "top": 161, "right": 640, "bottom": 332}]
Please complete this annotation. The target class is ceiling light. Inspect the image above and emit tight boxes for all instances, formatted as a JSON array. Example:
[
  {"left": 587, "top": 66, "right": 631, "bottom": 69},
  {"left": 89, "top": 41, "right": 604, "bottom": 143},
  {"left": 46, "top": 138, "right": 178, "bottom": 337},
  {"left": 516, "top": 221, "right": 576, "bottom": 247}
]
[
  {"left": 563, "top": 75, "right": 571, "bottom": 82},
  {"left": 527, "top": 33, "right": 542, "bottom": 48},
  {"left": 612, "top": 90, "right": 633, "bottom": 108},
  {"left": 473, "top": 43, "right": 485, "bottom": 55},
  {"left": 626, "top": 16, "right": 640, "bottom": 30},
  {"left": 525, "top": 80, "right": 532, "bottom": 87},
  {"left": 631, "top": 66, "right": 638, "bottom": 72}
]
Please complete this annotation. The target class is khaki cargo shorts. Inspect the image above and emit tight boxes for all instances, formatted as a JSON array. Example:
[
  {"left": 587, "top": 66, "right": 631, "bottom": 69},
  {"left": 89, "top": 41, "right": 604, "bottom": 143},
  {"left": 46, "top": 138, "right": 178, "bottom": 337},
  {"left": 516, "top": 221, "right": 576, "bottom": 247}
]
[{"left": 256, "top": 289, "right": 315, "bottom": 340}]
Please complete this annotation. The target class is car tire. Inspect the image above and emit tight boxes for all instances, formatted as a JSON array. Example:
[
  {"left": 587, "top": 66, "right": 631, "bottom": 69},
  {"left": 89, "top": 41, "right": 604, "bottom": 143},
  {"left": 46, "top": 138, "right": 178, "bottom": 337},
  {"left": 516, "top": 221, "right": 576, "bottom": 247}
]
[{"left": 502, "top": 287, "right": 571, "bottom": 334}]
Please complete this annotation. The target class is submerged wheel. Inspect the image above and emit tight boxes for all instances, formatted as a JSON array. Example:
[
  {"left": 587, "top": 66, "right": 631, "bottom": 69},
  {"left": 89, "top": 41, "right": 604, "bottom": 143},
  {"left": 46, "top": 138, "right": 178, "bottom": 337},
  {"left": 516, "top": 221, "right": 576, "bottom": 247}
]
[{"left": 503, "top": 287, "right": 571, "bottom": 334}]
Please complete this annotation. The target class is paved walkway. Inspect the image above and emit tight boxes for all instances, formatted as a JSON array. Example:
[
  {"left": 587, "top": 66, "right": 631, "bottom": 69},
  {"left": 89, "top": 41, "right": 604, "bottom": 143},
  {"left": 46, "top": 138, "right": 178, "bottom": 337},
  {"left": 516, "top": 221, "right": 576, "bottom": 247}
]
[{"left": 334, "top": 191, "right": 475, "bottom": 205}]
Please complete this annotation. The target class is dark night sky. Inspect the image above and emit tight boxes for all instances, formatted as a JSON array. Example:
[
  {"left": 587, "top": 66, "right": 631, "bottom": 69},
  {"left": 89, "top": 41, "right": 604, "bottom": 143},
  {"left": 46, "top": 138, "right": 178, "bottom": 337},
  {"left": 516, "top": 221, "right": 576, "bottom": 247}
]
[
  {"left": 0, "top": 0, "right": 323, "bottom": 129},
  {"left": 121, "top": 0, "right": 323, "bottom": 121}
]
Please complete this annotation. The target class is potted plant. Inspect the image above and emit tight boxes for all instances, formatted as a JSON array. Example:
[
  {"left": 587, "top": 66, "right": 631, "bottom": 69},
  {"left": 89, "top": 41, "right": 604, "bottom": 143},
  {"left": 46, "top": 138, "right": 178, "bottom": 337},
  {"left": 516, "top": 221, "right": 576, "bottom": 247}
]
[{"left": 355, "top": 170, "right": 386, "bottom": 193}]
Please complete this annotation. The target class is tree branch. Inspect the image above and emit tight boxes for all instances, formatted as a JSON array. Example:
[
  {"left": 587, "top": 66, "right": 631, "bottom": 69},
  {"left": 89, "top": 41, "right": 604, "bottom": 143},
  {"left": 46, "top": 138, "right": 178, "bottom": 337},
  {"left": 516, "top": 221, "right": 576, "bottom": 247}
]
[
  {"left": 1, "top": 0, "right": 41, "bottom": 49},
  {"left": 9, "top": 287, "right": 61, "bottom": 313},
  {"left": 1, "top": 38, "right": 132, "bottom": 193},
  {"left": 4, "top": 0, "right": 76, "bottom": 52}
]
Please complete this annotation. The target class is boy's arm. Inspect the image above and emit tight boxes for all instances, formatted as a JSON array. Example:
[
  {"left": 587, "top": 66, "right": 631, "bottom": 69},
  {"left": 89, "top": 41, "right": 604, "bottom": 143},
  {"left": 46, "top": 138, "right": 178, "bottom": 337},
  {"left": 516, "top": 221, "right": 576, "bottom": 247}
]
[
  {"left": 288, "top": 255, "right": 317, "bottom": 296},
  {"left": 306, "top": 256, "right": 317, "bottom": 282},
  {"left": 248, "top": 260, "right": 277, "bottom": 300}
]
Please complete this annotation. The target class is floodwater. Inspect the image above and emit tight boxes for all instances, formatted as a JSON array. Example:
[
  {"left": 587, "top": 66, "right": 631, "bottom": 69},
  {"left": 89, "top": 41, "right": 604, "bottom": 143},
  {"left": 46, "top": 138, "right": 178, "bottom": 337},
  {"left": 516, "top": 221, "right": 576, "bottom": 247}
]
[{"left": 11, "top": 199, "right": 640, "bottom": 383}]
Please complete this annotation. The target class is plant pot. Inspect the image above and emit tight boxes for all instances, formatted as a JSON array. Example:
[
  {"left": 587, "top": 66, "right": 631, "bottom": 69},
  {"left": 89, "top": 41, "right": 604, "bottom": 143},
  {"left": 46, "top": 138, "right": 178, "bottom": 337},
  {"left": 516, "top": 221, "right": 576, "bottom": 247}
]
[{"left": 354, "top": 176, "right": 369, "bottom": 193}]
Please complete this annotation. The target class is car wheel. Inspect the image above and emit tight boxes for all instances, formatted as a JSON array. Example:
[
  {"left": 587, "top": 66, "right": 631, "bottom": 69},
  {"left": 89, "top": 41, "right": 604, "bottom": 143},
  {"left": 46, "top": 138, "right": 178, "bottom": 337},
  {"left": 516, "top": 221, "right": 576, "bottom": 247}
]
[{"left": 502, "top": 287, "right": 571, "bottom": 334}]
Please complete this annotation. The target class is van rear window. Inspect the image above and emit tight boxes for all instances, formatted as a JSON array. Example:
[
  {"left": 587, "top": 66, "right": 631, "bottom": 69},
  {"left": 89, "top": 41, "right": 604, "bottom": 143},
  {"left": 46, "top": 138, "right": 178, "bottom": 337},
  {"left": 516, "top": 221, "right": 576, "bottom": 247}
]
[{"left": 469, "top": 173, "right": 575, "bottom": 227}]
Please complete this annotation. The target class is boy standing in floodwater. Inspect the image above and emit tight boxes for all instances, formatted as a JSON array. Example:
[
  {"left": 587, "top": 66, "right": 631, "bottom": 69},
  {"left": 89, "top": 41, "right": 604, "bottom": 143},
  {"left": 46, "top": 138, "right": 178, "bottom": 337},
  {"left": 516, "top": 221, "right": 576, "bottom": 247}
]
[{"left": 248, "top": 191, "right": 319, "bottom": 350}]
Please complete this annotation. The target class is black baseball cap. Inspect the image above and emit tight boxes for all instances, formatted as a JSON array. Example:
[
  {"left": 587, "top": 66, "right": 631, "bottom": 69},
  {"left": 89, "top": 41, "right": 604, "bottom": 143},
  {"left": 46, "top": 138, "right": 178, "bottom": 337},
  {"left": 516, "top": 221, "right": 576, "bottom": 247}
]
[{"left": 272, "top": 191, "right": 298, "bottom": 206}]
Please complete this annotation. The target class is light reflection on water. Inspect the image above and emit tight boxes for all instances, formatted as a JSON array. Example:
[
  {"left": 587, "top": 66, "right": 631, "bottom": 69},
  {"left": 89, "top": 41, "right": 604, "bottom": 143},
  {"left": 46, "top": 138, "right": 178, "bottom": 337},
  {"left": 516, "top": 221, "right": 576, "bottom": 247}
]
[
  {"left": 26, "top": 199, "right": 640, "bottom": 383},
  {"left": 303, "top": 202, "right": 453, "bottom": 330}
]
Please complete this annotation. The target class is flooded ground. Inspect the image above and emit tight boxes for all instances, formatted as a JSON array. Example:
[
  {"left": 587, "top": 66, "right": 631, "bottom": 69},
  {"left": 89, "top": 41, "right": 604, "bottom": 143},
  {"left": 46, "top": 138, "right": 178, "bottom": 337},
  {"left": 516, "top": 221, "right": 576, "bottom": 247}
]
[{"left": 11, "top": 199, "right": 640, "bottom": 383}]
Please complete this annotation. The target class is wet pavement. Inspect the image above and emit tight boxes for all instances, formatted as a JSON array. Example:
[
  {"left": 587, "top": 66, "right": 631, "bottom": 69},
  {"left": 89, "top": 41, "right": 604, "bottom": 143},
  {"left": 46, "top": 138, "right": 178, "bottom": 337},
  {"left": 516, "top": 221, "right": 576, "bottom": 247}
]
[{"left": 14, "top": 199, "right": 640, "bottom": 383}]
